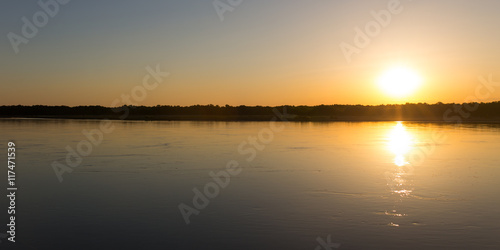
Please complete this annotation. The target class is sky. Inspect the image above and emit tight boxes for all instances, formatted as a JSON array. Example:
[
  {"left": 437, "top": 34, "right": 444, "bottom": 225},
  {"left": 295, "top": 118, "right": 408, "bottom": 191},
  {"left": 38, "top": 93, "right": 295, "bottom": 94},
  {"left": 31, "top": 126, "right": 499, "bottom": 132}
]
[{"left": 1, "top": 0, "right": 500, "bottom": 106}]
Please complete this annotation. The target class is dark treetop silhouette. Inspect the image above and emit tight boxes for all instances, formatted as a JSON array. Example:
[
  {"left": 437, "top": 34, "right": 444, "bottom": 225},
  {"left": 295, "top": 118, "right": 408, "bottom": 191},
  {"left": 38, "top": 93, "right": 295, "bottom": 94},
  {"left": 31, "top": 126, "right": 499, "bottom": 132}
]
[{"left": 1, "top": 102, "right": 500, "bottom": 122}]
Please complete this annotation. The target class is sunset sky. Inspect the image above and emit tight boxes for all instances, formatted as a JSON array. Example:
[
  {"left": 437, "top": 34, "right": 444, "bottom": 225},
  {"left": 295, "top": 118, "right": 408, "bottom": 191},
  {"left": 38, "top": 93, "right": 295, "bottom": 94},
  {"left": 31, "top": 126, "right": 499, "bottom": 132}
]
[{"left": 1, "top": 0, "right": 500, "bottom": 106}]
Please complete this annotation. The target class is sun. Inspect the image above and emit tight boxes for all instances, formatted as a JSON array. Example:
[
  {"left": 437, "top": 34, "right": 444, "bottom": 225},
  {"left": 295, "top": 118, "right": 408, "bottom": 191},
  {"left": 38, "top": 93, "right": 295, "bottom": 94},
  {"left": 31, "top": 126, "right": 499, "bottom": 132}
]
[{"left": 377, "top": 67, "right": 422, "bottom": 97}]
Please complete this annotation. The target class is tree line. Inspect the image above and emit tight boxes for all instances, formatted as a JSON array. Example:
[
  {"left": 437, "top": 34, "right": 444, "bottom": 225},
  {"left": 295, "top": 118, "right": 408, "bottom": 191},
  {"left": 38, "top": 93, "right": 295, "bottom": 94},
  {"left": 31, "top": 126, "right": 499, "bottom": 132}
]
[{"left": 1, "top": 102, "right": 500, "bottom": 121}]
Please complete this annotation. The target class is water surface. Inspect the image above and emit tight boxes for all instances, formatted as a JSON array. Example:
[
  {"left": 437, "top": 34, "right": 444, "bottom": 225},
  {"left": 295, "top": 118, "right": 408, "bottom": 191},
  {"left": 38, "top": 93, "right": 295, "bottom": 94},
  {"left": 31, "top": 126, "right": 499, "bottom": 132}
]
[{"left": 0, "top": 119, "right": 499, "bottom": 249}]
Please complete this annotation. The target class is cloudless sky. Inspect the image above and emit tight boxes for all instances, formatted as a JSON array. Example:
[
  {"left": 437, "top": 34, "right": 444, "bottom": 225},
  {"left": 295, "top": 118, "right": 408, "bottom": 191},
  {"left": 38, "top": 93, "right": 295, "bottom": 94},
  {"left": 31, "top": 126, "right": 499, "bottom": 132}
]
[{"left": 1, "top": 0, "right": 500, "bottom": 106}]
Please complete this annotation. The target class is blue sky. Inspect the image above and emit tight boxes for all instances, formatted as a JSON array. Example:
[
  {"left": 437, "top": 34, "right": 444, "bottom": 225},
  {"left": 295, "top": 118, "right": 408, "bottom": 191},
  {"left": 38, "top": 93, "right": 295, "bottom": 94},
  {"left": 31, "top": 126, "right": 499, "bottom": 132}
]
[{"left": 2, "top": 0, "right": 500, "bottom": 106}]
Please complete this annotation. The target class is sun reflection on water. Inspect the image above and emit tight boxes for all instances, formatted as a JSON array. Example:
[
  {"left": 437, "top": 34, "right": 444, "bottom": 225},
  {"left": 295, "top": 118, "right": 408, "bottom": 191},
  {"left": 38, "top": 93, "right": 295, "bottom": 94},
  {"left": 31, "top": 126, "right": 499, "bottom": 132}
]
[
  {"left": 384, "top": 122, "right": 416, "bottom": 225},
  {"left": 387, "top": 122, "right": 414, "bottom": 167},
  {"left": 386, "top": 122, "right": 415, "bottom": 197}
]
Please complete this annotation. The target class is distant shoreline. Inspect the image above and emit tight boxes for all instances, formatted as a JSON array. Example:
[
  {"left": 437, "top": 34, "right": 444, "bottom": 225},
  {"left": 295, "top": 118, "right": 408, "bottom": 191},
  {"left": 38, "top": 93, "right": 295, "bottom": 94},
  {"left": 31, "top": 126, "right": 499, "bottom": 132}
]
[
  {"left": 2, "top": 103, "right": 500, "bottom": 123},
  {"left": 2, "top": 115, "right": 500, "bottom": 123}
]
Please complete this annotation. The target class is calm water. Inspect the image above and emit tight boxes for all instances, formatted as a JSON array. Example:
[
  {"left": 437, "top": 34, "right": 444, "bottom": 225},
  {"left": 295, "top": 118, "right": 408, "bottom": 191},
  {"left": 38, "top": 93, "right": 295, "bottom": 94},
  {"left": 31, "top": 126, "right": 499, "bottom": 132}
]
[{"left": 0, "top": 119, "right": 499, "bottom": 249}]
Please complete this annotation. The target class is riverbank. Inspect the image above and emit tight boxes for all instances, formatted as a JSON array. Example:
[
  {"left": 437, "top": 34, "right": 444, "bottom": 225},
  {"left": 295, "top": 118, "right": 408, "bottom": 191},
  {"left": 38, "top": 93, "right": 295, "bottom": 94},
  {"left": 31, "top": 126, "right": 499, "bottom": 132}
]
[{"left": 2, "top": 114, "right": 500, "bottom": 123}]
